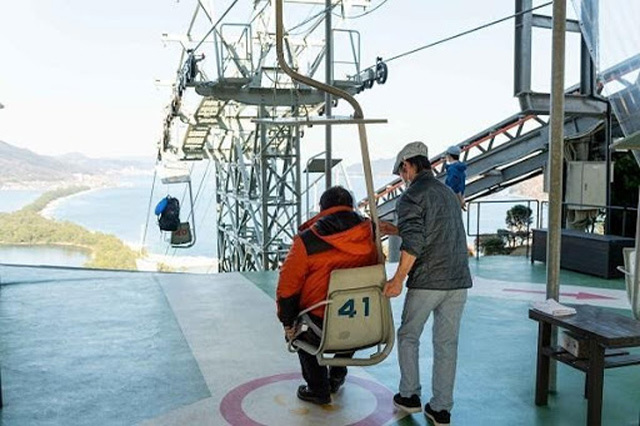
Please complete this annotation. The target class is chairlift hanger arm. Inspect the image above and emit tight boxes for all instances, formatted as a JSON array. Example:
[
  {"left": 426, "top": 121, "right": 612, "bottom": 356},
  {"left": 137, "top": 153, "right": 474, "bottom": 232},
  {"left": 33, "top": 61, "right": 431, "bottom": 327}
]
[{"left": 273, "top": 0, "right": 384, "bottom": 262}]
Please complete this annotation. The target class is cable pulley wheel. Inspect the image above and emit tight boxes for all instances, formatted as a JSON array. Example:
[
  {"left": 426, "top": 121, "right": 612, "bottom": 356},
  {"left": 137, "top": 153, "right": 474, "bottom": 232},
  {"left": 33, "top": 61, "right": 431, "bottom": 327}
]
[{"left": 375, "top": 58, "right": 388, "bottom": 85}]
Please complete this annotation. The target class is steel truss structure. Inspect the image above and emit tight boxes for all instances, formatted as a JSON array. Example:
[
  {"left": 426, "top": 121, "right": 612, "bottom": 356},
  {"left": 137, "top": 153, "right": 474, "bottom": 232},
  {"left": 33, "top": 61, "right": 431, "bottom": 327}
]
[
  {"left": 361, "top": 1, "right": 640, "bottom": 224},
  {"left": 158, "top": 0, "right": 378, "bottom": 272}
]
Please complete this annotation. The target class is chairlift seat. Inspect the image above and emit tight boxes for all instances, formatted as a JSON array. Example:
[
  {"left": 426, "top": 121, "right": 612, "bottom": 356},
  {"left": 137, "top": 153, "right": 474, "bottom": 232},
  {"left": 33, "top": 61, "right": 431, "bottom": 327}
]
[
  {"left": 171, "top": 222, "right": 193, "bottom": 246},
  {"left": 291, "top": 264, "right": 394, "bottom": 367}
]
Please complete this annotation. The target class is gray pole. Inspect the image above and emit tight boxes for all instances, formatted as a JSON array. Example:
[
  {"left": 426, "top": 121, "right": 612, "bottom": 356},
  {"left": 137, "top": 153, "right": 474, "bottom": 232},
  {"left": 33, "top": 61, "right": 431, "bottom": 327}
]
[
  {"left": 547, "top": 0, "right": 567, "bottom": 391},
  {"left": 324, "top": 0, "right": 333, "bottom": 188},
  {"left": 547, "top": 0, "right": 565, "bottom": 303}
]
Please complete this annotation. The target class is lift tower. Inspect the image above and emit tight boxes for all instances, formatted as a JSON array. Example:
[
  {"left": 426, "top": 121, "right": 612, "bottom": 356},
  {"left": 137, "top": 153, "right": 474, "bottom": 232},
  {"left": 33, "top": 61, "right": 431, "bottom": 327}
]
[{"left": 158, "top": 1, "right": 382, "bottom": 272}]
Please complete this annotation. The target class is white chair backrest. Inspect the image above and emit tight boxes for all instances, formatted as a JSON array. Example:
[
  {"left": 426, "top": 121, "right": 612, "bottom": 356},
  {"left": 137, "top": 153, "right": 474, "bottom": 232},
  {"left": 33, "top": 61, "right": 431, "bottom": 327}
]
[
  {"left": 321, "top": 264, "right": 390, "bottom": 352},
  {"left": 622, "top": 248, "right": 639, "bottom": 319}
]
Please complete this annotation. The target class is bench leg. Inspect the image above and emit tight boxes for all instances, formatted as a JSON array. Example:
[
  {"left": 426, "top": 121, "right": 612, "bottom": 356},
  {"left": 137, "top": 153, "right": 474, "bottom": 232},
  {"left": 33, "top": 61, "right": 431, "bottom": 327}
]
[
  {"left": 584, "top": 372, "right": 588, "bottom": 399},
  {"left": 586, "top": 340, "right": 605, "bottom": 426},
  {"left": 535, "top": 322, "right": 551, "bottom": 405}
]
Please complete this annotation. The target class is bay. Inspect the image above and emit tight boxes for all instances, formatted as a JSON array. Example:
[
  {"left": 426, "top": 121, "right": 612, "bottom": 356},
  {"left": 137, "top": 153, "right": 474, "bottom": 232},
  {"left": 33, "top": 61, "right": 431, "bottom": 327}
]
[
  {"left": 1, "top": 164, "right": 218, "bottom": 271},
  {"left": 0, "top": 244, "right": 89, "bottom": 268},
  {"left": 45, "top": 168, "right": 218, "bottom": 259},
  {"left": 0, "top": 189, "right": 44, "bottom": 212}
]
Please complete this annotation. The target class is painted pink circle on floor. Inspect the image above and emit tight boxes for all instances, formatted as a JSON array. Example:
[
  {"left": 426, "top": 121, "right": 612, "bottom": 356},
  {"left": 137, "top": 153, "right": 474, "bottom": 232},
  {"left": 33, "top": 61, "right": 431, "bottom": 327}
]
[{"left": 219, "top": 372, "right": 395, "bottom": 426}]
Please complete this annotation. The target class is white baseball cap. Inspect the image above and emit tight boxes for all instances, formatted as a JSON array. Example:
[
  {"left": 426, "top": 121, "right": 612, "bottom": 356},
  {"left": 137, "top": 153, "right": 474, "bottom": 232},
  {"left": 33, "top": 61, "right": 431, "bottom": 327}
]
[{"left": 392, "top": 141, "right": 429, "bottom": 175}]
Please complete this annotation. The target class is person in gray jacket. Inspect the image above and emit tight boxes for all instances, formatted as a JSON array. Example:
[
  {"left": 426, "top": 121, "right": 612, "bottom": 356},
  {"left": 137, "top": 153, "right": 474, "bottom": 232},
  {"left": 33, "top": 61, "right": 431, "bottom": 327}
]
[{"left": 381, "top": 141, "right": 472, "bottom": 426}]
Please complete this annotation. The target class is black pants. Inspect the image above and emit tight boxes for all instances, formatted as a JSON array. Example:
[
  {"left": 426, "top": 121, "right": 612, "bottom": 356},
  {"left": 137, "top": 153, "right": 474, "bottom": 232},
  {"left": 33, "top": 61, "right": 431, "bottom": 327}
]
[{"left": 297, "top": 315, "right": 354, "bottom": 396}]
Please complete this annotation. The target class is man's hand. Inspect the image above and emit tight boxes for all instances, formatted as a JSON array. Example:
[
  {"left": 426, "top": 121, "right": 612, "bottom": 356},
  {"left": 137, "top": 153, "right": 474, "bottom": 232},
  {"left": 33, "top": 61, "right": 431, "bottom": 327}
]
[
  {"left": 284, "top": 325, "right": 299, "bottom": 341},
  {"left": 383, "top": 276, "right": 403, "bottom": 298},
  {"left": 379, "top": 221, "right": 398, "bottom": 236}
]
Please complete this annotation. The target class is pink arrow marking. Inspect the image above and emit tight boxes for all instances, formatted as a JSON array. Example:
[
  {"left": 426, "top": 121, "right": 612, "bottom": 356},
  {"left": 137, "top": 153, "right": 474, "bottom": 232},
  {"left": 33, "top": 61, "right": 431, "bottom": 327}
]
[{"left": 503, "top": 288, "right": 617, "bottom": 300}]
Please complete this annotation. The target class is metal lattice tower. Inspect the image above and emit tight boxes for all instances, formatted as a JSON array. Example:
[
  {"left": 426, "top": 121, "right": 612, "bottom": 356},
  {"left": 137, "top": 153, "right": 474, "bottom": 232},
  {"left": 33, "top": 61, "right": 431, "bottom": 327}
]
[{"left": 158, "top": 0, "right": 379, "bottom": 272}]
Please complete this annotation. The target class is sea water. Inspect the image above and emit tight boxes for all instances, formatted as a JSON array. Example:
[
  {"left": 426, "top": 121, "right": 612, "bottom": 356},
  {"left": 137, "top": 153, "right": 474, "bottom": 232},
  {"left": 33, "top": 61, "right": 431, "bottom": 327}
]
[
  {"left": 1, "top": 167, "right": 544, "bottom": 269},
  {"left": 0, "top": 189, "right": 44, "bottom": 212},
  {"left": 0, "top": 165, "right": 218, "bottom": 270}
]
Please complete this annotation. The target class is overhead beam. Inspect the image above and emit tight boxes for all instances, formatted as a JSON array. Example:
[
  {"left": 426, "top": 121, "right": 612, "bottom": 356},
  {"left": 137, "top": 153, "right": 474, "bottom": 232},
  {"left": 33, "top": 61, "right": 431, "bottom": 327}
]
[
  {"left": 531, "top": 14, "right": 581, "bottom": 32},
  {"left": 194, "top": 81, "right": 359, "bottom": 106},
  {"left": 465, "top": 153, "right": 547, "bottom": 198},
  {"left": 518, "top": 92, "right": 607, "bottom": 116}
]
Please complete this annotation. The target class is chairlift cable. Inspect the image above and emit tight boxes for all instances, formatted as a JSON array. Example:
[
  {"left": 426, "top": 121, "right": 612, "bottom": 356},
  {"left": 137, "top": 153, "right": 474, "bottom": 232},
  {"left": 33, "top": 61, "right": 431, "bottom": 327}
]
[
  {"left": 250, "top": 1, "right": 271, "bottom": 25},
  {"left": 288, "top": 2, "right": 340, "bottom": 33},
  {"left": 192, "top": 158, "right": 212, "bottom": 205},
  {"left": 333, "top": 0, "right": 390, "bottom": 20},
  {"left": 288, "top": 5, "right": 324, "bottom": 36},
  {"left": 192, "top": 0, "right": 241, "bottom": 53},
  {"left": 140, "top": 164, "right": 159, "bottom": 253},
  {"left": 359, "top": 1, "right": 552, "bottom": 73},
  {"left": 176, "top": 162, "right": 195, "bottom": 209}
]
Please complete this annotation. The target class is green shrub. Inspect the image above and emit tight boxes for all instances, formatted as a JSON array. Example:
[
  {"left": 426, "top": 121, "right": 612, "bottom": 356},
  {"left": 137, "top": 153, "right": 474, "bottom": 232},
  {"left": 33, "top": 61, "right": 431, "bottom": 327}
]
[{"left": 480, "top": 235, "right": 509, "bottom": 255}]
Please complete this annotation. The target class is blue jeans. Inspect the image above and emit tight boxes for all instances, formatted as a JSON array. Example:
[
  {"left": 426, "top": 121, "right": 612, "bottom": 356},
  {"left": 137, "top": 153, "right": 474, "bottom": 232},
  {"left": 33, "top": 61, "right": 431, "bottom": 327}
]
[{"left": 397, "top": 288, "right": 467, "bottom": 412}]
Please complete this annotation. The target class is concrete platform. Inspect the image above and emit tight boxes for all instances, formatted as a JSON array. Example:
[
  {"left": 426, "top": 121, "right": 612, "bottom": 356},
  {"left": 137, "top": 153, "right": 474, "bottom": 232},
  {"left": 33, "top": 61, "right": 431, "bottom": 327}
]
[{"left": 0, "top": 257, "right": 639, "bottom": 425}]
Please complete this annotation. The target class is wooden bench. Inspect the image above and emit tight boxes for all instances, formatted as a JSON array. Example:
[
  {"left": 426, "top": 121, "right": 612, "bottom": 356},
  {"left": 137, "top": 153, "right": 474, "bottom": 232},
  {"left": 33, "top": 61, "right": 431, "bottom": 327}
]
[{"left": 529, "top": 305, "right": 640, "bottom": 426}]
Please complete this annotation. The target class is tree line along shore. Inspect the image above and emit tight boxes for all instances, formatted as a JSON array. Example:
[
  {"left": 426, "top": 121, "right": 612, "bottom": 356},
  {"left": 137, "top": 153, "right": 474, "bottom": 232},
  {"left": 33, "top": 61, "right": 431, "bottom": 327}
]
[{"left": 0, "top": 186, "right": 140, "bottom": 270}]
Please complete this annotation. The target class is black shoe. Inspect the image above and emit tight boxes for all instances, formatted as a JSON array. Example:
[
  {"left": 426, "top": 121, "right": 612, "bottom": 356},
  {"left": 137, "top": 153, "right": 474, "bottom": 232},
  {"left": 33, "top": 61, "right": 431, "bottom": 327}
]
[
  {"left": 424, "top": 403, "right": 451, "bottom": 425},
  {"left": 329, "top": 376, "right": 345, "bottom": 393},
  {"left": 393, "top": 393, "right": 422, "bottom": 413},
  {"left": 296, "top": 385, "right": 331, "bottom": 405}
]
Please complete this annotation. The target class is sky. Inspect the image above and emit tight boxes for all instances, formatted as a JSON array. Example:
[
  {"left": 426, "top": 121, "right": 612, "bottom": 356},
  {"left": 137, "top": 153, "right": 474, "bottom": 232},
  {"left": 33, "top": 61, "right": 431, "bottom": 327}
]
[{"left": 0, "top": 0, "right": 585, "bottom": 162}]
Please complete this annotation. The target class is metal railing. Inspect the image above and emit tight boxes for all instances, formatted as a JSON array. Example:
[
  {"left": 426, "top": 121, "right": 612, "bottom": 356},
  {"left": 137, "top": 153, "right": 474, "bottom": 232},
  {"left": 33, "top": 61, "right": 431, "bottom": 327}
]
[
  {"left": 539, "top": 201, "right": 638, "bottom": 237},
  {"left": 466, "top": 199, "right": 639, "bottom": 259},
  {"left": 466, "top": 199, "right": 541, "bottom": 259}
]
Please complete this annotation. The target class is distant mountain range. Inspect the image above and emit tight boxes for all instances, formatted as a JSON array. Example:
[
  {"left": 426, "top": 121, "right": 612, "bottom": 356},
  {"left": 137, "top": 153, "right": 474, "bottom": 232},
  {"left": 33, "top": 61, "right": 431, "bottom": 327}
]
[
  {"left": 0, "top": 140, "right": 153, "bottom": 187},
  {"left": 346, "top": 157, "right": 397, "bottom": 181}
]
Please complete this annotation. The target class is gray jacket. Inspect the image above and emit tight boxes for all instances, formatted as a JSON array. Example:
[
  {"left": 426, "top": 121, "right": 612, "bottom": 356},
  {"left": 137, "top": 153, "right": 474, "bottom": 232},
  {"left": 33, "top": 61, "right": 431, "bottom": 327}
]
[{"left": 397, "top": 170, "right": 473, "bottom": 290}]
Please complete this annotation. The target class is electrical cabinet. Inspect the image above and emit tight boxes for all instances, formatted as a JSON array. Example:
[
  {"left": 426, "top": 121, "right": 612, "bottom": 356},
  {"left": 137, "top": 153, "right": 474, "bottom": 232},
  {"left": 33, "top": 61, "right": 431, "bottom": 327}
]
[{"left": 565, "top": 161, "right": 610, "bottom": 210}]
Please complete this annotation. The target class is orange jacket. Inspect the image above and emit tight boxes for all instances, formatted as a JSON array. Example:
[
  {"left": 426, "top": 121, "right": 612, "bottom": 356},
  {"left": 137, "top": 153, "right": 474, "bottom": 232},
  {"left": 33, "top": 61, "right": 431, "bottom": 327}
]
[{"left": 276, "top": 206, "right": 378, "bottom": 325}]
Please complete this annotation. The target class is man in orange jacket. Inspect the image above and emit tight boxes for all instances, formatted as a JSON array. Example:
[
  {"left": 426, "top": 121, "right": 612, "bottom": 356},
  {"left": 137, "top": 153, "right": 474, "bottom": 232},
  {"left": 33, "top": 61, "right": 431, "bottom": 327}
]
[{"left": 277, "top": 186, "right": 378, "bottom": 405}]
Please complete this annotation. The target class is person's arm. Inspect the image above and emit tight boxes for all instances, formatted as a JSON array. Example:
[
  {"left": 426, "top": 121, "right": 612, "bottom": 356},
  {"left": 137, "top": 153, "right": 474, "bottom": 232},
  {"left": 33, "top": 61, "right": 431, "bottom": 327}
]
[
  {"left": 379, "top": 220, "right": 398, "bottom": 236},
  {"left": 276, "top": 237, "right": 308, "bottom": 333},
  {"left": 383, "top": 195, "right": 424, "bottom": 297},
  {"left": 457, "top": 193, "right": 466, "bottom": 211},
  {"left": 383, "top": 250, "right": 416, "bottom": 297}
]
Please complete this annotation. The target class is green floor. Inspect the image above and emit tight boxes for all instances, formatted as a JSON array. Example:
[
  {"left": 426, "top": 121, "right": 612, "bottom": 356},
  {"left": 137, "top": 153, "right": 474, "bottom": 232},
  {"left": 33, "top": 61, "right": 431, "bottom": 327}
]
[
  {"left": 0, "top": 257, "right": 638, "bottom": 425},
  {"left": 244, "top": 256, "right": 640, "bottom": 426},
  {"left": 469, "top": 255, "right": 627, "bottom": 291}
]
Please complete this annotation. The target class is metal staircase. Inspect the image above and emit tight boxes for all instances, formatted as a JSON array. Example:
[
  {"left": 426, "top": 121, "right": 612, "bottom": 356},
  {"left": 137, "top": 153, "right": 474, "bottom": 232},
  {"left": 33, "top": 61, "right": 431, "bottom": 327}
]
[{"left": 360, "top": 48, "right": 640, "bottom": 222}]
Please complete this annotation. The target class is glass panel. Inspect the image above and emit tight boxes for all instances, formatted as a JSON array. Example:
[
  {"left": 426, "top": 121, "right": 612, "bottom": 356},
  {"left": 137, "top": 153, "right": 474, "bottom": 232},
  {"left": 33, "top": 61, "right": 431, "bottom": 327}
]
[{"left": 572, "top": 0, "right": 640, "bottom": 136}]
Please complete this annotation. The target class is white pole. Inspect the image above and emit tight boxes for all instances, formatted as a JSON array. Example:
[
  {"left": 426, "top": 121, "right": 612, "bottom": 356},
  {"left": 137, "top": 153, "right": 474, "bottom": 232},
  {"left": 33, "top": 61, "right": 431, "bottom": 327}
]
[{"left": 633, "top": 191, "right": 640, "bottom": 318}]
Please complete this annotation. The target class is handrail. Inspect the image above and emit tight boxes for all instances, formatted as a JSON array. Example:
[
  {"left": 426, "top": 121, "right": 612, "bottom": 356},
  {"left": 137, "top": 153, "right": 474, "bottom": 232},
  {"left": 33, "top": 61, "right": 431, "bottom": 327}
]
[
  {"left": 466, "top": 199, "right": 541, "bottom": 259},
  {"left": 467, "top": 199, "right": 639, "bottom": 259},
  {"left": 540, "top": 201, "right": 638, "bottom": 236},
  {"left": 358, "top": 114, "right": 540, "bottom": 208}
]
